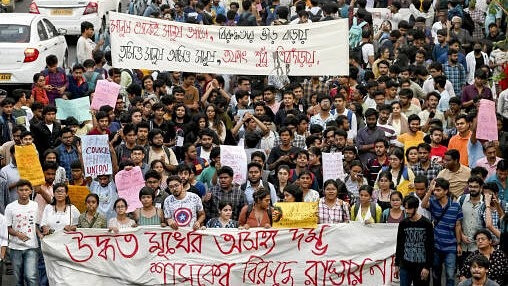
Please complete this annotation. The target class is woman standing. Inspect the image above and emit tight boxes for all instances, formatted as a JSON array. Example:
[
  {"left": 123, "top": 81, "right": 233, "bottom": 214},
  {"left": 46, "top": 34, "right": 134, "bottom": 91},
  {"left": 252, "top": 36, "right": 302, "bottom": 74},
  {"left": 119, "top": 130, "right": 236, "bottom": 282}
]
[
  {"left": 344, "top": 160, "right": 369, "bottom": 204},
  {"left": 150, "top": 159, "right": 169, "bottom": 192},
  {"left": 108, "top": 198, "right": 136, "bottom": 233},
  {"left": 77, "top": 193, "right": 107, "bottom": 228},
  {"left": 388, "top": 101, "right": 409, "bottom": 135},
  {"left": 318, "top": 179, "right": 350, "bottom": 224},
  {"left": 373, "top": 171, "right": 394, "bottom": 212},
  {"left": 275, "top": 165, "right": 290, "bottom": 202},
  {"left": 405, "top": 146, "right": 419, "bottom": 170},
  {"left": 283, "top": 184, "right": 303, "bottom": 202},
  {"left": 381, "top": 191, "right": 405, "bottom": 223},
  {"left": 133, "top": 187, "right": 165, "bottom": 226},
  {"left": 205, "top": 201, "right": 239, "bottom": 228},
  {"left": 384, "top": 148, "right": 415, "bottom": 196},
  {"left": 205, "top": 104, "right": 226, "bottom": 144},
  {"left": 172, "top": 103, "right": 191, "bottom": 131},
  {"left": 458, "top": 229, "right": 508, "bottom": 285},
  {"left": 350, "top": 185, "right": 382, "bottom": 224},
  {"left": 299, "top": 171, "right": 320, "bottom": 202},
  {"left": 40, "top": 183, "right": 80, "bottom": 234},
  {"left": 142, "top": 75, "right": 156, "bottom": 99},
  {"left": 238, "top": 188, "right": 272, "bottom": 229}
]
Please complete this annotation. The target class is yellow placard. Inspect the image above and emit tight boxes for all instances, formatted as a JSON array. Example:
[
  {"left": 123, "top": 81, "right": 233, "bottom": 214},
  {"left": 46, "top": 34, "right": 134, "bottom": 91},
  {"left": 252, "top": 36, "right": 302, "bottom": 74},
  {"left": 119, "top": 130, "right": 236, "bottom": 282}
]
[
  {"left": 396, "top": 180, "right": 413, "bottom": 197},
  {"left": 272, "top": 202, "right": 318, "bottom": 229},
  {"left": 15, "top": 145, "right": 45, "bottom": 186},
  {"left": 67, "top": 185, "right": 90, "bottom": 213}
]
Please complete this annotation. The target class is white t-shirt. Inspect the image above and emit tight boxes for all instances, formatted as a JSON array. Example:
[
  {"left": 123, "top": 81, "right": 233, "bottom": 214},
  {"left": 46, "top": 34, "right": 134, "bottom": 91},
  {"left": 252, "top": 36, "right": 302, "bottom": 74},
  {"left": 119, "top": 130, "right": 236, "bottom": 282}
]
[
  {"left": 0, "top": 214, "right": 8, "bottom": 247},
  {"left": 5, "top": 200, "right": 39, "bottom": 250},
  {"left": 76, "top": 36, "right": 96, "bottom": 64},
  {"left": 163, "top": 192, "right": 203, "bottom": 227},
  {"left": 361, "top": 43, "right": 375, "bottom": 68},
  {"left": 40, "top": 204, "right": 80, "bottom": 232}
]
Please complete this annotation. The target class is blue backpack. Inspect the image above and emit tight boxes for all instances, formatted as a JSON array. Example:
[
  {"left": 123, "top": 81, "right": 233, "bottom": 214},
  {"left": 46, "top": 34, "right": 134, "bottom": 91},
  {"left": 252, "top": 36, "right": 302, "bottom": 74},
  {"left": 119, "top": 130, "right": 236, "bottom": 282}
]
[{"left": 349, "top": 17, "right": 367, "bottom": 48}]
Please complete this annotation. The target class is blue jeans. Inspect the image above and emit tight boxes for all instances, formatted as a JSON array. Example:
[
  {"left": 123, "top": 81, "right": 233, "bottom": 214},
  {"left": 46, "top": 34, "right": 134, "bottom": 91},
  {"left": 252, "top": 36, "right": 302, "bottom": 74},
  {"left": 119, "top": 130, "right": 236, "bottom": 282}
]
[
  {"left": 400, "top": 265, "right": 430, "bottom": 286},
  {"left": 432, "top": 250, "right": 456, "bottom": 286},
  {"left": 10, "top": 248, "right": 38, "bottom": 286}
]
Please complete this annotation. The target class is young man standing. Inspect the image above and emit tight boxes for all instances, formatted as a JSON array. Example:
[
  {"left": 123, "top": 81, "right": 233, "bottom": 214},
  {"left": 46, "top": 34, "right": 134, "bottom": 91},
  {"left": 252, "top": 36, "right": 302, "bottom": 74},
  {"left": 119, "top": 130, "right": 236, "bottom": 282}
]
[
  {"left": 457, "top": 177, "right": 484, "bottom": 264},
  {"left": 76, "top": 21, "right": 103, "bottom": 64},
  {"left": 366, "top": 138, "right": 390, "bottom": 186},
  {"left": 6, "top": 179, "right": 40, "bottom": 286},
  {"left": 181, "top": 72, "right": 199, "bottom": 112},
  {"left": 429, "top": 127, "right": 448, "bottom": 162},
  {"left": 356, "top": 108, "right": 386, "bottom": 166},
  {"left": 56, "top": 127, "right": 80, "bottom": 181},
  {"left": 412, "top": 143, "right": 443, "bottom": 183},
  {"left": 310, "top": 95, "right": 334, "bottom": 130},
  {"left": 267, "top": 127, "right": 301, "bottom": 171},
  {"left": 437, "top": 149, "right": 471, "bottom": 198},
  {"left": 398, "top": 114, "right": 425, "bottom": 148},
  {"left": 422, "top": 178, "right": 463, "bottom": 286},
  {"left": 419, "top": 92, "right": 445, "bottom": 133},
  {"left": 394, "top": 196, "right": 434, "bottom": 286},
  {"left": 448, "top": 114, "right": 471, "bottom": 167},
  {"left": 164, "top": 176, "right": 205, "bottom": 230},
  {"left": 332, "top": 94, "right": 357, "bottom": 139}
]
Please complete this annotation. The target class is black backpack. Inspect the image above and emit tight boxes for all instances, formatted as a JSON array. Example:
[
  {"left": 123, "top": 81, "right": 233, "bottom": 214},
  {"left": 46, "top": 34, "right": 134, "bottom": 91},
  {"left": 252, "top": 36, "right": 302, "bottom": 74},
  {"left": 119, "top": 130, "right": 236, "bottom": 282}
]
[
  {"left": 462, "top": 11, "right": 475, "bottom": 36},
  {"left": 349, "top": 42, "right": 367, "bottom": 68}
]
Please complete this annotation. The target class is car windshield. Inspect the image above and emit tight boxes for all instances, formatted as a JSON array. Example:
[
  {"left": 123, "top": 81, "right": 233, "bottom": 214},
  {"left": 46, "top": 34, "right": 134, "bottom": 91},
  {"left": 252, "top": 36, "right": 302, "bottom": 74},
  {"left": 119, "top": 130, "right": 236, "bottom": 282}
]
[{"left": 0, "top": 25, "right": 30, "bottom": 43}]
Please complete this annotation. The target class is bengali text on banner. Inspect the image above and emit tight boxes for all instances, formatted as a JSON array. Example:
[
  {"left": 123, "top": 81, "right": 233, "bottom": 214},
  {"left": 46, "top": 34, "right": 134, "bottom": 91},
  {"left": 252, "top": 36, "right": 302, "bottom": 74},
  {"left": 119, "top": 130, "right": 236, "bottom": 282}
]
[
  {"left": 109, "top": 12, "right": 349, "bottom": 76},
  {"left": 42, "top": 223, "right": 397, "bottom": 285}
]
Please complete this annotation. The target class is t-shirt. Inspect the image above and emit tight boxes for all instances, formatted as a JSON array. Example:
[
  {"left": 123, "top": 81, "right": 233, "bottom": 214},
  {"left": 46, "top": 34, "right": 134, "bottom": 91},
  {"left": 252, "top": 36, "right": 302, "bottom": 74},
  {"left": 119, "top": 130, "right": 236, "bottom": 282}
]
[
  {"left": 40, "top": 204, "right": 80, "bottom": 232},
  {"left": 163, "top": 192, "right": 203, "bottom": 227},
  {"left": 361, "top": 43, "right": 375, "bottom": 68},
  {"left": 5, "top": 200, "right": 39, "bottom": 250},
  {"left": 395, "top": 216, "right": 434, "bottom": 268},
  {"left": 429, "top": 197, "right": 463, "bottom": 253},
  {"left": 182, "top": 85, "right": 199, "bottom": 107}
]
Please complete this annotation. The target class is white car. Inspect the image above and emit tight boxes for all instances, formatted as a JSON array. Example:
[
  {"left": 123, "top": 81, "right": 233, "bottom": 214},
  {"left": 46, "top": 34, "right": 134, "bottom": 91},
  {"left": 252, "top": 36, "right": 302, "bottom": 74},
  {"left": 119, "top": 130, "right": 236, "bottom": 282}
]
[
  {"left": 0, "top": 14, "right": 68, "bottom": 85},
  {"left": 29, "top": 0, "right": 120, "bottom": 36}
]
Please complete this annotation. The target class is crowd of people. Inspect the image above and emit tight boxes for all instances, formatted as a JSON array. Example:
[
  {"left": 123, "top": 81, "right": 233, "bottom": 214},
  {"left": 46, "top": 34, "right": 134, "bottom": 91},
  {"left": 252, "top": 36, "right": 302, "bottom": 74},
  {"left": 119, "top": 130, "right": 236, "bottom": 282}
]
[{"left": 0, "top": 0, "right": 507, "bottom": 285}]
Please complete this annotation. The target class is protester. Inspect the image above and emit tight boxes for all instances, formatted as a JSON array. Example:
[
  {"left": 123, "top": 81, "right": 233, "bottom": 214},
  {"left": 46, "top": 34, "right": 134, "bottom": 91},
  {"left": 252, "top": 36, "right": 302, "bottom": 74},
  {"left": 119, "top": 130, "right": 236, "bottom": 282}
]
[
  {"left": 77, "top": 193, "right": 107, "bottom": 228},
  {"left": 318, "top": 179, "right": 350, "bottom": 224}
]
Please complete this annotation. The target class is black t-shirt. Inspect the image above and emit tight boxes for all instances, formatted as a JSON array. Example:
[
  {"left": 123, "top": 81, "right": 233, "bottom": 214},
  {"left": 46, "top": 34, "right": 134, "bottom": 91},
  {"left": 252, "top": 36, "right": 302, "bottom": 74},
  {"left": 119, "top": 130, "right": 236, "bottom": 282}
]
[{"left": 267, "top": 146, "right": 302, "bottom": 170}]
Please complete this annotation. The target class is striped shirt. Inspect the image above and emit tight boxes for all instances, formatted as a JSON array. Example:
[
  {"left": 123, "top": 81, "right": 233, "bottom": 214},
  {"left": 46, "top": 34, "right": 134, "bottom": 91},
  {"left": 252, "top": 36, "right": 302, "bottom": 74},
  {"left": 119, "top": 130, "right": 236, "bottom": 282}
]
[{"left": 429, "top": 196, "right": 463, "bottom": 253}]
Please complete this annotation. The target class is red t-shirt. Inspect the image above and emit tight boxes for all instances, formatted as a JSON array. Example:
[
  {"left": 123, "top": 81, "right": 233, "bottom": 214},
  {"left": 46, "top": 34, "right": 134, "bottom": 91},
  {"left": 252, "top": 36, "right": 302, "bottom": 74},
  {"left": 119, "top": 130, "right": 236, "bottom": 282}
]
[
  {"left": 88, "top": 128, "right": 110, "bottom": 135},
  {"left": 430, "top": 145, "right": 448, "bottom": 160}
]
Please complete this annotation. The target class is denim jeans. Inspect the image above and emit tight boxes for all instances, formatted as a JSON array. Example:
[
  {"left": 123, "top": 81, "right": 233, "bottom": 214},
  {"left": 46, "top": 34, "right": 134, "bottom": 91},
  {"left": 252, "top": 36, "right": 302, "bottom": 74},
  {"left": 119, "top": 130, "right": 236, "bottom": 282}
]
[
  {"left": 399, "top": 265, "right": 430, "bottom": 286},
  {"left": 432, "top": 250, "right": 456, "bottom": 286},
  {"left": 10, "top": 248, "right": 38, "bottom": 286}
]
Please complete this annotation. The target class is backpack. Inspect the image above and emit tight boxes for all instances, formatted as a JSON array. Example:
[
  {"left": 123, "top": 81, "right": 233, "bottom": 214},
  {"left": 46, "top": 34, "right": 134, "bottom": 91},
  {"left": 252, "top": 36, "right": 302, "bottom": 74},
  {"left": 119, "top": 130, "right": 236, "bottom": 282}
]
[
  {"left": 349, "top": 42, "right": 367, "bottom": 68},
  {"left": 309, "top": 8, "right": 322, "bottom": 22},
  {"left": 346, "top": 109, "right": 353, "bottom": 127},
  {"left": 462, "top": 11, "right": 475, "bottom": 36},
  {"left": 458, "top": 194, "right": 469, "bottom": 207},
  {"left": 244, "top": 204, "right": 273, "bottom": 225},
  {"left": 352, "top": 202, "right": 377, "bottom": 222},
  {"left": 349, "top": 17, "right": 367, "bottom": 48}
]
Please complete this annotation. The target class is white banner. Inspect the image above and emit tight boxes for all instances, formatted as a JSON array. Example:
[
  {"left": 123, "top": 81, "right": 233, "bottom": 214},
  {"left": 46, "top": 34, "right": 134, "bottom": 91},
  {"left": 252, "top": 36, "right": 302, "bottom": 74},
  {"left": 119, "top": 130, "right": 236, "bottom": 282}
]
[
  {"left": 42, "top": 223, "right": 398, "bottom": 285},
  {"left": 109, "top": 12, "right": 349, "bottom": 76},
  {"left": 81, "top": 135, "right": 113, "bottom": 177}
]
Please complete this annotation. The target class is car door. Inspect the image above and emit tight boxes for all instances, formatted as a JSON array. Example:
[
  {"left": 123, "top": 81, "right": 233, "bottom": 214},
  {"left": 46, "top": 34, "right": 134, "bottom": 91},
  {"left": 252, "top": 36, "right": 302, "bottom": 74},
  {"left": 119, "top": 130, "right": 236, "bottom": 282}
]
[
  {"left": 40, "top": 19, "right": 61, "bottom": 60},
  {"left": 43, "top": 19, "right": 66, "bottom": 61},
  {"left": 36, "top": 19, "right": 52, "bottom": 60}
]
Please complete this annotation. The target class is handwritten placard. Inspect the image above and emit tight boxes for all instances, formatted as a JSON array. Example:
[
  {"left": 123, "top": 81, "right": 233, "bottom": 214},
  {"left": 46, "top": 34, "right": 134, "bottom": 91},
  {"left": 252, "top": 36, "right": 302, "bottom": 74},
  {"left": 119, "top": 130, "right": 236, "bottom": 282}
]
[
  {"left": 220, "top": 145, "right": 247, "bottom": 185},
  {"left": 55, "top": 97, "right": 93, "bottom": 123},
  {"left": 322, "top": 152, "right": 345, "bottom": 183},
  {"left": 91, "top": 80, "right": 120, "bottom": 110},
  {"left": 81, "top": 135, "right": 112, "bottom": 177},
  {"left": 110, "top": 12, "right": 349, "bottom": 76},
  {"left": 67, "top": 185, "right": 90, "bottom": 213},
  {"left": 114, "top": 166, "right": 145, "bottom": 213},
  {"left": 42, "top": 223, "right": 398, "bottom": 285},
  {"left": 476, "top": 99, "right": 498, "bottom": 141},
  {"left": 272, "top": 202, "right": 318, "bottom": 229},
  {"left": 15, "top": 145, "right": 45, "bottom": 186}
]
